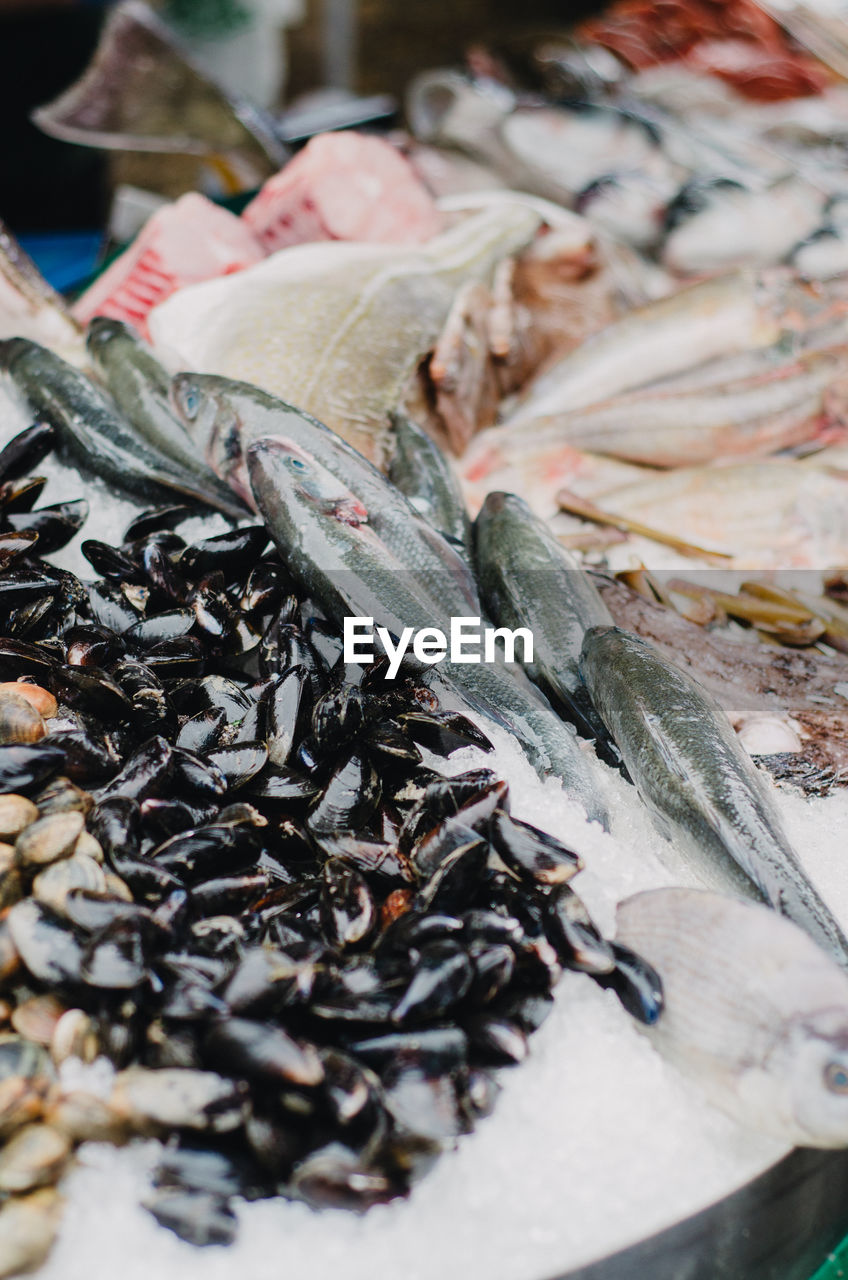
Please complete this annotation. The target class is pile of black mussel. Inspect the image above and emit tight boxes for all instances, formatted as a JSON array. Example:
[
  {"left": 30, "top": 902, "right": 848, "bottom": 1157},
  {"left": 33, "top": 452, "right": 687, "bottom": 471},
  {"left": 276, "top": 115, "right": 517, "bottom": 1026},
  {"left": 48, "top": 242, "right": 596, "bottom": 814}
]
[{"left": 0, "top": 422, "right": 659, "bottom": 1270}]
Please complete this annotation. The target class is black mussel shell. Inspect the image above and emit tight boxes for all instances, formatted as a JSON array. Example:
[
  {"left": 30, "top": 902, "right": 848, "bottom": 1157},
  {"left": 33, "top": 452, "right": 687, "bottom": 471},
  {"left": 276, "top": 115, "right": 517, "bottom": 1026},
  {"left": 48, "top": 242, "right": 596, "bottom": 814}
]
[
  {"left": 399, "top": 710, "right": 493, "bottom": 756},
  {"left": 207, "top": 742, "right": 268, "bottom": 792},
  {"left": 0, "top": 475, "right": 47, "bottom": 514},
  {"left": 175, "top": 708, "right": 227, "bottom": 756},
  {"left": 123, "top": 505, "right": 195, "bottom": 542},
  {"left": 321, "top": 859, "right": 377, "bottom": 950},
  {"left": 0, "top": 422, "right": 55, "bottom": 484},
  {"left": 0, "top": 529, "right": 38, "bottom": 568},
  {"left": 204, "top": 1017, "right": 324, "bottom": 1086},
  {"left": 593, "top": 942, "right": 664, "bottom": 1025},
  {"left": 0, "top": 741, "right": 64, "bottom": 792},
  {"left": 489, "top": 809, "right": 581, "bottom": 886},
  {"left": 391, "top": 944, "right": 474, "bottom": 1025},
  {"left": 181, "top": 527, "right": 269, "bottom": 580},
  {"left": 8, "top": 499, "right": 89, "bottom": 554},
  {"left": 307, "top": 753, "right": 381, "bottom": 837}
]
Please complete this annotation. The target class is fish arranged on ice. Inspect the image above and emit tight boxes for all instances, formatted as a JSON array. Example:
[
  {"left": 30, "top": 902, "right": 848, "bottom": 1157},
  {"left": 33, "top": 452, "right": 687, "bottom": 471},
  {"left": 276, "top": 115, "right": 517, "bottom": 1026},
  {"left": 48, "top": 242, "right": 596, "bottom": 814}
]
[
  {"left": 248, "top": 434, "right": 607, "bottom": 824},
  {"left": 0, "top": 338, "right": 244, "bottom": 514},
  {"left": 86, "top": 318, "right": 247, "bottom": 519},
  {"left": 617, "top": 887, "right": 848, "bottom": 1147},
  {"left": 169, "top": 372, "right": 481, "bottom": 620},
  {"left": 474, "top": 491, "right": 614, "bottom": 750},
  {"left": 149, "top": 204, "right": 542, "bottom": 467},
  {"left": 388, "top": 412, "right": 473, "bottom": 559},
  {"left": 580, "top": 626, "right": 848, "bottom": 966}
]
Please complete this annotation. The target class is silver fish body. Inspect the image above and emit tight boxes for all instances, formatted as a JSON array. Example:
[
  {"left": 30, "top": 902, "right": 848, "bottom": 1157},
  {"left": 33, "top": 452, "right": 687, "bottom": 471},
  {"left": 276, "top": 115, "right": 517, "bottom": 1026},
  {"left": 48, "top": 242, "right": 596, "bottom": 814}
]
[
  {"left": 388, "top": 412, "right": 472, "bottom": 560},
  {"left": 617, "top": 887, "right": 848, "bottom": 1147},
  {"left": 248, "top": 435, "right": 607, "bottom": 824},
  {"left": 580, "top": 626, "right": 848, "bottom": 966},
  {"left": 474, "top": 492, "right": 613, "bottom": 745},
  {"left": 0, "top": 338, "right": 246, "bottom": 510},
  {"left": 171, "top": 372, "right": 481, "bottom": 620},
  {"left": 85, "top": 317, "right": 247, "bottom": 518}
]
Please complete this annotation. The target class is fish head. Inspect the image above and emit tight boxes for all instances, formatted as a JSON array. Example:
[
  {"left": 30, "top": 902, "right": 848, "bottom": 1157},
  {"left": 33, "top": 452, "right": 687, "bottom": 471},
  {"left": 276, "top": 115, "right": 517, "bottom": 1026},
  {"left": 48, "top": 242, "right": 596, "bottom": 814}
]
[
  {"left": 778, "top": 1008, "right": 848, "bottom": 1146},
  {"left": 171, "top": 372, "right": 251, "bottom": 502},
  {"left": 247, "top": 435, "right": 370, "bottom": 528},
  {"left": 0, "top": 337, "right": 38, "bottom": 375},
  {"left": 85, "top": 316, "right": 133, "bottom": 355}
]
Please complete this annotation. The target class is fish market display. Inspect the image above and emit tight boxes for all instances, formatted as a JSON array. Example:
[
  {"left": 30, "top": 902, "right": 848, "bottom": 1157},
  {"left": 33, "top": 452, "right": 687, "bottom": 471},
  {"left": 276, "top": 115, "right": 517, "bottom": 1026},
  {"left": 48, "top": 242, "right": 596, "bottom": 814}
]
[
  {"left": 0, "top": 417, "right": 656, "bottom": 1275},
  {"left": 16, "top": 1, "right": 848, "bottom": 1272},
  {"left": 616, "top": 887, "right": 848, "bottom": 1145},
  {"left": 580, "top": 625, "right": 848, "bottom": 964},
  {"left": 247, "top": 434, "right": 607, "bottom": 824},
  {"left": 474, "top": 491, "right": 614, "bottom": 748},
  {"left": 0, "top": 339, "right": 245, "bottom": 517}
]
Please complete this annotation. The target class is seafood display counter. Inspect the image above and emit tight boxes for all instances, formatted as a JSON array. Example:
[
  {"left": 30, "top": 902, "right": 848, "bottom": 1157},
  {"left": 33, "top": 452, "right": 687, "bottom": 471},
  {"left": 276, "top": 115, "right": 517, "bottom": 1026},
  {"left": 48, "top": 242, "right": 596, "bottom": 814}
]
[{"left": 7, "top": 1, "right": 848, "bottom": 1278}]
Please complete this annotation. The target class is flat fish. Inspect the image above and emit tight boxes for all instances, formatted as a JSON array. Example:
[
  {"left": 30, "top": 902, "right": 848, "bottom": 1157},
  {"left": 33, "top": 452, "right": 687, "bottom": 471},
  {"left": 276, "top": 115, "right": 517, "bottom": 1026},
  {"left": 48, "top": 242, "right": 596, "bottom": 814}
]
[
  {"left": 617, "top": 887, "right": 848, "bottom": 1147},
  {"left": 580, "top": 626, "right": 848, "bottom": 967},
  {"left": 148, "top": 204, "right": 542, "bottom": 467}
]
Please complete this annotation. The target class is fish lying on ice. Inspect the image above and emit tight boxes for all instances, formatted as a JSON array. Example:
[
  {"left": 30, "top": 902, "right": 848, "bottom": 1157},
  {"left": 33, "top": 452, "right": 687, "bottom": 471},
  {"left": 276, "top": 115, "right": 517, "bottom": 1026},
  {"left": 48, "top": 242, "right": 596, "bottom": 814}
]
[
  {"left": 169, "top": 371, "right": 481, "bottom": 620},
  {"left": 580, "top": 626, "right": 848, "bottom": 966},
  {"left": 617, "top": 887, "right": 848, "bottom": 1147},
  {"left": 149, "top": 204, "right": 543, "bottom": 467},
  {"left": 248, "top": 434, "right": 608, "bottom": 825},
  {"left": 474, "top": 491, "right": 614, "bottom": 749},
  {"left": 85, "top": 318, "right": 248, "bottom": 519},
  {"left": 0, "top": 338, "right": 243, "bottom": 513}
]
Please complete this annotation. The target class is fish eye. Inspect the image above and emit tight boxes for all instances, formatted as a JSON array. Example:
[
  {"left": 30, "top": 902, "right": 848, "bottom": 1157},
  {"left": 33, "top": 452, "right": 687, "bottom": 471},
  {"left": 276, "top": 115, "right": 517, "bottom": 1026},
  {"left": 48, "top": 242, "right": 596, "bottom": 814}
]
[
  {"left": 824, "top": 1062, "right": 848, "bottom": 1093},
  {"left": 286, "top": 456, "right": 308, "bottom": 472},
  {"left": 181, "top": 388, "right": 199, "bottom": 419}
]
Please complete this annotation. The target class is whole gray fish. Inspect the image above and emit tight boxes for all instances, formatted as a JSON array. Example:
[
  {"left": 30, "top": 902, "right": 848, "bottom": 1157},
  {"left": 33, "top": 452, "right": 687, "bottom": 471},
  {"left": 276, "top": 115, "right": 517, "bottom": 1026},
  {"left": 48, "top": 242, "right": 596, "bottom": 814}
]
[
  {"left": 474, "top": 492, "right": 614, "bottom": 749},
  {"left": 85, "top": 317, "right": 247, "bottom": 519},
  {"left": 0, "top": 338, "right": 244, "bottom": 511},
  {"left": 248, "top": 434, "right": 607, "bottom": 825},
  {"left": 388, "top": 412, "right": 472, "bottom": 559},
  {"left": 580, "top": 626, "right": 848, "bottom": 966},
  {"left": 170, "top": 372, "right": 481, "bottom": 619},
  {"left": 503, "top": 269, "right": 785, "bottom": 428},
  {"left": 617, "top": 887, "right": 848, "bottom": 1147}
]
